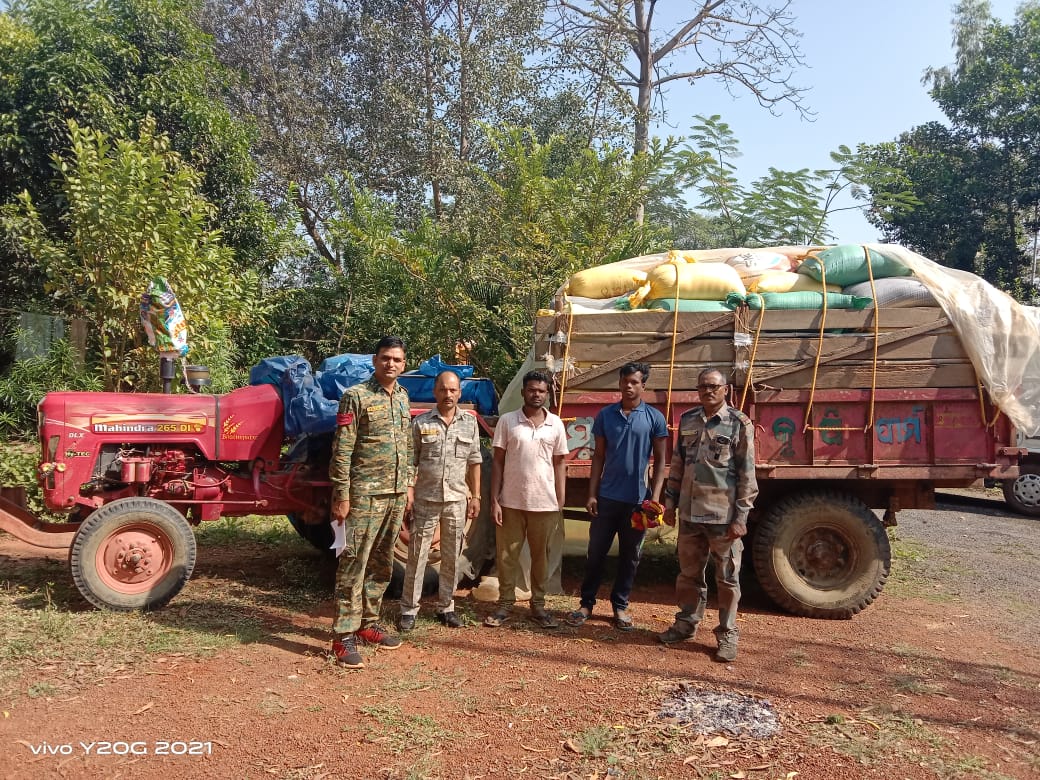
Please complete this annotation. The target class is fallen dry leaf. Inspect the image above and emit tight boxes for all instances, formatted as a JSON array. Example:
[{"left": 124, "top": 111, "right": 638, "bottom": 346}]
[
  {"left": 706, "top": 735, "right": 730, "bottom": 748},
  {"left": 131, "top": 702, "right": 154, "bottom": 716},
  {"left": 563, "top": 739, "right": 581, "bottom": 753}
]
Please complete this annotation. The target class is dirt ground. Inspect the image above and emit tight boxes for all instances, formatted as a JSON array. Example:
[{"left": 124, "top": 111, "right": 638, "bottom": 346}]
[{"left": 1, "top": 490, "right": 1039, "bottom": 780}]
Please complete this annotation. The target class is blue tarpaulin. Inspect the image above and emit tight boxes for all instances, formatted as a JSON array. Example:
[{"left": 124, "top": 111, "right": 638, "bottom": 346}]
[{"left": 250, "top": 352, "right": 497, "bottom": 438}]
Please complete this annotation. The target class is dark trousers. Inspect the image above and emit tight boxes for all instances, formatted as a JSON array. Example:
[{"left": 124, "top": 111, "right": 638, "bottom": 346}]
[{"left": 579, "top": 496, "right": 646, "bottom": 612}]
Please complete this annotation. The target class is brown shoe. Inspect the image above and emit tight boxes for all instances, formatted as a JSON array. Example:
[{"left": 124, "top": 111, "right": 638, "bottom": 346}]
[{"left": 715, "top": 635, "right": 738, "bottom": 662}]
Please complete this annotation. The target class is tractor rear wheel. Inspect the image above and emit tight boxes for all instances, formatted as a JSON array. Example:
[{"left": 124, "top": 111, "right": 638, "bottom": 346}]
[
  {"left": 69, "top": 498, "right": 196, "bottom": 611},
  {"left": 751, "top": 491, "right": 890, "bottom": 619}
]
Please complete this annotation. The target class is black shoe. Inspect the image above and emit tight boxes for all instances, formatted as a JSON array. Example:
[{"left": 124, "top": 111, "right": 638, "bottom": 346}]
[
  {"left": 398, "top": 614, "right": 416, "bottom": 632},
  {"left": 437, "top": 611, "right": 463, "bottom": 628},
  {"left": 331, "top": 634, "right": 363, "bottom": 668}
]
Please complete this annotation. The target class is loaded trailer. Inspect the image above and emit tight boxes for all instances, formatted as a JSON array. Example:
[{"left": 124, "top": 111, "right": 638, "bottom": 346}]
[{"left": 525, "top": 244, "right": 1039, "bottom": 619}]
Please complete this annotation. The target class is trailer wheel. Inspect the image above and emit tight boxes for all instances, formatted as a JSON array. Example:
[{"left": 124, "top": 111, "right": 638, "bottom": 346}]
[
  {"left": 1002, "top": 470, "right": 1040, "bottom": 517},
  {"left": 69, "top": 498, "right": 196, "bottom": 611},
  {"left": 287, "top": 514, "right": 335, "bottom": 556},
  {"left": 751, "top": 491, "right": 890, "bottom": 619}
]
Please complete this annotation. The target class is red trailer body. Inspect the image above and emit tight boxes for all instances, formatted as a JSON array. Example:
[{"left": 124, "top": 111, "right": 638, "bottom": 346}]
[{"left": 538, "top": 304, "right": 1022, "bottom": 618}]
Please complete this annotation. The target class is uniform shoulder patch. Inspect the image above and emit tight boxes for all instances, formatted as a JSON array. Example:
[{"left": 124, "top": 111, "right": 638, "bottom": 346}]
[
  {"left": 337, "top": 412, "right": 354, "bottom": 426},
  {"left": 728, "top": 407, "right": 752, "bottom": 425}
]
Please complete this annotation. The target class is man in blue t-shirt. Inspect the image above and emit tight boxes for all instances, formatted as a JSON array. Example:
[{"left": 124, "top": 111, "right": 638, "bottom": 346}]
[{"left": 566, "top": 362, "right": 669, "bottom": 630}]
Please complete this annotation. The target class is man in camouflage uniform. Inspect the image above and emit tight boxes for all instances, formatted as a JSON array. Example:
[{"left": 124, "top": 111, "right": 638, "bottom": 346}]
[
  {"left": 329, "top": 336, "right": 414, "bottom": 669},
  {"left": 660, "top": 368, "right": 758, "bottom": 662},
  {"left": 399, "top": 370, "right": 483, "bottom": 631}
]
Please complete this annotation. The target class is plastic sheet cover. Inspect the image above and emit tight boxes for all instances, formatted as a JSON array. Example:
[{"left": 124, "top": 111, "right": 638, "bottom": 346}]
[
  {"left": 250, "top": 353, "right": 498, "bottom": 437},
  {"left": 508, "top": 245, "right": 1040, "bottom": 435}
]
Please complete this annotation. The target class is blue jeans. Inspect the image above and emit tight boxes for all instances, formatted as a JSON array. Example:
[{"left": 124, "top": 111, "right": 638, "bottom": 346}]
[{"left": 579, "top": 496, "right": 646, "bottom": 612}]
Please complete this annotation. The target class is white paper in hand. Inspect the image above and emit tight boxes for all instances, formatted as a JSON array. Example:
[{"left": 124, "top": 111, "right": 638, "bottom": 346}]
[{"left": 330, "top": 521, "right": 346, "bottom": 557}]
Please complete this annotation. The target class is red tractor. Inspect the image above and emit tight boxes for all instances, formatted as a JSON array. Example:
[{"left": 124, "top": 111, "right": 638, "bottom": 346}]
[{"left": 1, "top": 383, "right": 491, "bottom": 610}]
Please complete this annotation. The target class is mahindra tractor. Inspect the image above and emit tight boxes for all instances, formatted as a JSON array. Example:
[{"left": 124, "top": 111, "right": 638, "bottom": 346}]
[{"left": 0, "top": 383, "right": 491, "bottom": 611}]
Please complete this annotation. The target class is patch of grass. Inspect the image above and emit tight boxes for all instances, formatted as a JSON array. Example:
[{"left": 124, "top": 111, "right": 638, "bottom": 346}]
[
  {"left": 891, "top": 674, "right": 944, "bottom": 695},
  {"left": 27, "top": 681, "right": 56, "bottom": 698},
  {"left": 195, "top": 515, "right": 307, "bottom": 548},
  {"left": 0, "top": 519, "right": 322, "bottom": 705},
  {"left": 789, "top": 648, "right": 812, "bottom": 667},
  {"left": 359, "top": 702, "right": 449, "bottom": 755},
  {"left": 886, "top": 535, "right": 953, "bottom": 602},
  {"left": 576, "top": 724, "right": 614, "bottom": 756},
  {"left": 809, "top": 709, "right": 947, "bottom": 765}
]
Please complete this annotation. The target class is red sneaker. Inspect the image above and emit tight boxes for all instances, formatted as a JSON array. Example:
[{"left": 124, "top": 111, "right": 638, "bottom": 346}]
[
  {"left": 357, "top": 624, "right": 402, "bottom": 650},
  {"left": 331, "top": 634, "right": 363, "bottom": 668}
]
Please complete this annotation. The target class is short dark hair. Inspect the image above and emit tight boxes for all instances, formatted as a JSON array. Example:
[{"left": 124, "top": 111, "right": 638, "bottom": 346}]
[
  {"left": 434, "top": 369, "right": 461, "bottom": 388},
  {"left": 375, "top": 335, "right": 406, "bottom": 354},
  {"left": 523, "top": 370, "right": 550, "bottom": 388},
  {"left": 698, "top": 367, "right": 728, "bottom": 385},
  {"left": 620, "top": 362, "right": 650, "bottom": 383}
]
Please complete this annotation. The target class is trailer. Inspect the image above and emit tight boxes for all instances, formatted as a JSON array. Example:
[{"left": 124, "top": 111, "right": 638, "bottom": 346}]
[{"left": 536, "top": 299, "right": 1021, "bottom": 619}]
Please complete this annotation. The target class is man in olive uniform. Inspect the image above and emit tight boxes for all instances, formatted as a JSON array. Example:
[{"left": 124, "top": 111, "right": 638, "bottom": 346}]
[
  {"left": 399, "top": 370, "right": 483, "bottom": 630},
  {"left": 660, "top": 368, "right": 758, "bottom": 662},
  {"left": 329, "top": 336, "right": 414, "bottom": 669}
]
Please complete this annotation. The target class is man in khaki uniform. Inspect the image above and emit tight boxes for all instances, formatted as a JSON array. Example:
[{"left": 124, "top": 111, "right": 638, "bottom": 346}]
[
  {"left": 399, "top": 371, "right": 483, "bottom": 630},
  {"left": 660, "top": 368, "right": 758, "bottom": 662},
  {"left": 329, "top": 336, "right": 414, "bottom": 669}
]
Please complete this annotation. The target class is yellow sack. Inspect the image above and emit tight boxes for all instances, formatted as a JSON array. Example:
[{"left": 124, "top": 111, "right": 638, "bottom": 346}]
[
  {"left": 749, "top": 271, "right": 840, "bottom": 294},
  {"left": 566, "top": 266, "right": 648, "bottom": 299},
  {"left": 629, "top": 260, "right": 746, "bottom": 307}
]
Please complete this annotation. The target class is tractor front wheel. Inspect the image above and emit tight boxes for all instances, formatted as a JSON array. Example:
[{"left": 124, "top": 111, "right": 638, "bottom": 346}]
[{"left": 69, "top": 498, "right": 196, "bottom": 611}]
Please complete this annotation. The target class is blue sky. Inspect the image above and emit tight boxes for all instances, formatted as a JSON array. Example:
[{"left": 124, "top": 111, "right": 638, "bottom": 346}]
[{"left": 652, "top": 0, "right": 1022, "bottom": 243}]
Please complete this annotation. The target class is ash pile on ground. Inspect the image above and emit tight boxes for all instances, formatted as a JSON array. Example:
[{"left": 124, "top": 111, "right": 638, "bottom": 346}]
[{"left": 658, "top": 683, "right": 781, "bottom": 738}]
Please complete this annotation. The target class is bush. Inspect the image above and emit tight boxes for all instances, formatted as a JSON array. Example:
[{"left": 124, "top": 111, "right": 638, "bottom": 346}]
[{"left": 0, "top": 338, "right": 101, "bottom": 440}]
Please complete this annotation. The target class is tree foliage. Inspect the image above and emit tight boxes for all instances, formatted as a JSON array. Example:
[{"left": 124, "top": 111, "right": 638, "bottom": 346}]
[
  {"left": 0, "top": 0, "right": 279, "bottom": 309},
  {"left": 860, "top": 1, "right": 1040, "bottom": 296},
  {"left": 662, "top": 115, "right": 907, "bottom": 247},
  {"left": 1, "top": 119, "right": 265, "bottom": 390}
]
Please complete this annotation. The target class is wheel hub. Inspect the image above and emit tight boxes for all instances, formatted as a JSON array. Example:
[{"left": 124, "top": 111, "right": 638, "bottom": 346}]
[
  {"left": 791, "top": 528, "right": 853, "bottom": 587},
  {"left": 96, "top": 524, "right": 173, "bottom": 593},
  {"left": 1013, "top": 473, "right": 1040, "bottom": 507}
]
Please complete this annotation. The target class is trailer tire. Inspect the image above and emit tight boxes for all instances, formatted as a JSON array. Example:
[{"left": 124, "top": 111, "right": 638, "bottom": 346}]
[
  {"left": 751, "top": 491, "right": 890, "bottom": 619},
  {"left": 69, "top": 498, "right": 196, "bottom": 612},
  {"left": 1002, "top": 470, "right": 1040, "bottom": 517},
  {"left": 287, "top": 514, "right": 335, "bottom": 557}
]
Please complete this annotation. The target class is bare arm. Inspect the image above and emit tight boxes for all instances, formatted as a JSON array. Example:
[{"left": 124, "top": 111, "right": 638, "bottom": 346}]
[
  {"left": 650, "top": 435, "right": 668, "bottom": 503},
  {"left": 586, "top": 434, "right": 606, "bottom": 517},
  {"left": 490, "top": 446, "right": 505, "bottom": 526},
  {"left": 466, "top": 461, "right": 481, "bottom": 519},
  {"left": 554, "top": 454, "right": 567, "bottom": 511}
]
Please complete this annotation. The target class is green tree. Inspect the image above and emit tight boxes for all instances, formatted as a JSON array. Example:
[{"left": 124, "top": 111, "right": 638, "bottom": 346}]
[
  {"left": 663, "top": 115, "right": 909, "bottom": 248},
  {"left": 545, "top": 1, "right": 809, "bottom": 222},
  {"left": 0, "top": 0, "right": 279, "bottom": 308},
  {"left": 860, "top": 1, "right": 1040, "bottom": 295},
  {"left": 1, "top": 119, "right": 265, "bottom": 390}
]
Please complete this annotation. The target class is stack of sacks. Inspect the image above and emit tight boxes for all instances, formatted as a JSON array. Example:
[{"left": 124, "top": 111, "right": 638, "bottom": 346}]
[
  {"left": 630, "top": 255, "right": 746, "bottom": 311},
  {"left": 798, "top": 244, "right": 936, "bottom": 308}
]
